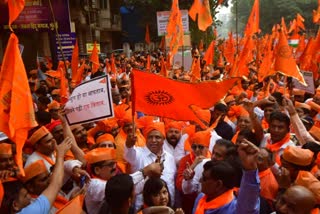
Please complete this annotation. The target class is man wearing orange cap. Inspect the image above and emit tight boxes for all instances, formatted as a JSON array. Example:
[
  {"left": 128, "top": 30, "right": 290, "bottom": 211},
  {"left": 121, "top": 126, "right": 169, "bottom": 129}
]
[
  {"left": 176, "top": 130, "right": 212, "bottom": 214},
  {"left": 84, "top": 148, "right": 163, "bottom": 214},
  {"left": 47, "top": 101, "right": 60, "bottom": 121},
  {"left": 163, "top": 121, "right": 189, "bottom": 166},
  {"left": 124, "top": 122, "right": 176, "bottom": 210},
  {"left": 19, "top": 139, "right": 72, "bottom": 213}
]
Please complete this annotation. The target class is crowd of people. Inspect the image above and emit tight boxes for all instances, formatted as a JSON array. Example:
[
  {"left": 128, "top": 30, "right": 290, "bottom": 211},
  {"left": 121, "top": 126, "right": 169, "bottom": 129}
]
[{"left": 1, "top": 46, "right": 320, "bottom": 214}]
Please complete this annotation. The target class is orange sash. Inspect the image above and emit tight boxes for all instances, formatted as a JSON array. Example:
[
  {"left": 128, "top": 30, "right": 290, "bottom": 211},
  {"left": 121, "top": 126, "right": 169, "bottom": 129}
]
[
  {"left": 231, "top": 131, "right": 239, "bottom": 144},
  {"left": 36, "top": 151, "right": 55, "bottom": 166},
  {"left": 53, "top": 195, "right": 69, "bottom": 210},
  {"left": 195, "top": 189, "right": 234, "bottom": 214},
  {"left": 266, "top": 133, "right": 291, "bottom": 165},
  {"left": 261, "top": 118, "right": 269, "bottom": 131}
]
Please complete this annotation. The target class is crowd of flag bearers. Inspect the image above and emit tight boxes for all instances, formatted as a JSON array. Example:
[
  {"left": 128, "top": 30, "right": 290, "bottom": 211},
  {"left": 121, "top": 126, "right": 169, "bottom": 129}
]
[{"left": 2, "top": 0, "right": 320, "bottom": 214}]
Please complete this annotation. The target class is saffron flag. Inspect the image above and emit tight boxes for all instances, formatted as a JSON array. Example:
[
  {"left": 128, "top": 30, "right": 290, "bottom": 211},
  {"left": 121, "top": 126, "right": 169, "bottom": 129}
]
[
  {"left": 110, "top": 54, "right": 117, "bottom": 74},
  {"left": 8, "top": 0, "right": 25, "bottom": 30},
  {"left": 203, "top": 40, "right": 215, "bottom": 65},
  {"left": 0, "top": 33, "right": 38, "bottom": 176},
  {"left": 56, "top": 194, "right": 85, "bottom": 214},
  {"left": 71, "top": 40, "right": 79, "bottom": 82},
  {"left": 145, "top": 24, "right": 151, "bottom": 44},
  {"left": 166, "top": 0, "right": 184, "bottom": 55},
  {"left": 313, "top": 0, "right": 320, "bottom": 24},
  {"left": 132, "top": 69, "right": 239, "bottom": 126},
  {"left": 189, "top": 0, "right": 213, "bottom": 31},
  {"left": 190, "top": 58, "right": 201, "bottom": 82},
  {"left": 274, "top": 30, "right": 306, "bottom": 85},
  {"left": 90, "top": 41, "right": 99, "bottom": 74},
  {"left": 160, "top": 57, "right": 167, "bottom": 77},
  {"left": 146, "top": 54, "right": 151, "bottom": 71},
  {"left": 57, "top": 61, "right": 69, "bottom": 104},
  {"left": 244, "top": 0, "right": 259, "bottom": 36}
]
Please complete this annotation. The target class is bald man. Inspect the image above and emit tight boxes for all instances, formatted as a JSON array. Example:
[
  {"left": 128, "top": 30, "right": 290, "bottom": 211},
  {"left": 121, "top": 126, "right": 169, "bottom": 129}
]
[{"left": 274, "top": 185, "right": 316, "bottom": 214}]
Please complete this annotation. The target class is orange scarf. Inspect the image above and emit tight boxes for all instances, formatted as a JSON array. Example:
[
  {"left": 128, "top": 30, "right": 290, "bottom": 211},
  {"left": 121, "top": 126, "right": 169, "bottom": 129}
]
[
  {"left": 231, "top": 131, "right": 239, "bottom": 144},
  {"left": 36, "top": 151, "right": 55, "bottom": 166},
  {"left": 261, "top": 118, "right": 269, "bottom": 131},
  {"left": 195, "top": 189, "right": 234, "bottom": 214},
  {"left": 53, "top": 195, "right": 69, "bottom": 210},
  {"left": 266, "top": 133, "right": 291, "bottom": 165}
]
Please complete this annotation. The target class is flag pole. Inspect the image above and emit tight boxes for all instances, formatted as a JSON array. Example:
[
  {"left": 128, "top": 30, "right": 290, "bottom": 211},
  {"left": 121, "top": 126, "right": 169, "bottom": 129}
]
[{"left": 48, "top": 0, "right": 71, "bottom": 91}]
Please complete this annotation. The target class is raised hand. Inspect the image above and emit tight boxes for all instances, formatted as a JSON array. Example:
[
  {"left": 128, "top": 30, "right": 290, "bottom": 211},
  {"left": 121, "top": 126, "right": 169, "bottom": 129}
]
[
  {"left": 238, "top": 139, "right": 259, "bottom": 171},
  {"left": 56, "top": 137, "right": 72, "bottom": 158},
  {"left": 125, "top": 132, "right": 137, "bottom": 148},
  {"left": 183, "top": 162, "right": 195, "bottom": 180}
]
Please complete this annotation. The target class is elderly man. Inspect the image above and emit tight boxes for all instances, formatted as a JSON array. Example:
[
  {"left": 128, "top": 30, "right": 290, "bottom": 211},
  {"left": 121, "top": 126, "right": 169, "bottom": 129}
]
[{"left": 124, "top": 122, "right": 176, "bottom": 210}]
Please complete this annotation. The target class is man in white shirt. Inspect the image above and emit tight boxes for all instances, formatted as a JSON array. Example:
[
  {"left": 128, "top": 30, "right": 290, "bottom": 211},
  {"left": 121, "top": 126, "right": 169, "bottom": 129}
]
[
  {"left": 163, "top": 121, "right": 189, "bottom": 166},
  {"left": 124, "top": 122, "right": 177, "bottom": 210}
]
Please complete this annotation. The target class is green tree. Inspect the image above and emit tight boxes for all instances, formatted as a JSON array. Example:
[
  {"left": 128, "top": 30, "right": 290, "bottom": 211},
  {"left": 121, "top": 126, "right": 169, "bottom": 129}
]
[{"left": 230, "top": 0, "right": 317, "bottom": 35}]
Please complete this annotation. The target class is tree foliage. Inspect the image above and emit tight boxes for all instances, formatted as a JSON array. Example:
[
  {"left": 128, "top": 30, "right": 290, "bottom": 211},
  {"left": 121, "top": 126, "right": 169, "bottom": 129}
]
[
  {"left": 230, "top": 0, "right": 318, "bottom": 35},
  {"left": 123, "top": 0, "right": 228, "bottom": 46}
]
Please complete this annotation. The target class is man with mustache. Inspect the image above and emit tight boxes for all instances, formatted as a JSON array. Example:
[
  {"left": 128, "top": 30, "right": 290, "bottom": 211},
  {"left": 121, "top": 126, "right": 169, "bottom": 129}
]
[{"left": 84, "top": 148, "right": 162, "bottom": 214}]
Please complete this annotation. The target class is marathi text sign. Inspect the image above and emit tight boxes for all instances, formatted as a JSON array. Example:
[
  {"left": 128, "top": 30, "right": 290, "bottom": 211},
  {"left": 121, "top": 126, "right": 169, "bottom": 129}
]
[
  {"left": 56, "top": 33, "right": 77, "bottom": 62},
  {"left": 156, "top": 10, "right": 189, "bottom": 36},
  {"left": 292, "top": 71, "right": 315, "bottom": 94},
  {"left": 0, "top": 0, "right": 71, "bottom": 32},
  {"left": 65, "top": 75, "right": 114, "bottom": 125}
]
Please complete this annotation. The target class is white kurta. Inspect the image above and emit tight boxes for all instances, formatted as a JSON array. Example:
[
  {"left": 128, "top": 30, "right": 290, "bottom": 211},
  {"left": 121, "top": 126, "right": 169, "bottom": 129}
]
[
  {"left": 163, "top": 133, "right": 189, "bottom": 166},
  {"left": 124, "top": 146, "right": 177, "bottom": 209}
]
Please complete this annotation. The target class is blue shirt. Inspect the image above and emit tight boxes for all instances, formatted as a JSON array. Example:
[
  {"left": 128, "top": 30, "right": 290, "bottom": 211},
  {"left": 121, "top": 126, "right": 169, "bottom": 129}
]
[
  {"left": 192, "top": 170, "right": 260, "bottom": 214},
  {"left": 18, "top": 195, "right": 50, "bottom": 214}
]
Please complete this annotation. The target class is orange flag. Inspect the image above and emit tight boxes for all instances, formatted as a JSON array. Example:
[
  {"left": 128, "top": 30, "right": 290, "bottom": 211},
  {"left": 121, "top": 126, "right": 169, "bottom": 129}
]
[
  {"left": 0, "top": 33, "right": 38, "bottom": 176},
  {"left": 281, "top": 17, "right": 287, "bottom": 35},
  {"left": 90, "top": 41, "right": 99, "bottom": 74},
  {"left": 159, "top": 36, "right": 165, "bottom": 50},
  {"left": 146, "top": 54, "right": 151, "bottom": 71},
  {"left": 71, "top": 40, "right": 79, "bottom": 82},
  {"left": 132, "top": 69, "right": 239, "bottom": 126},
  {"left": 190, "top": 57, "right": 201, "bottom": 82},
  {"left": 8, "top": 0, "right": 25, "bottom": 30},
  {"left": 145, "top": 24, "right": 151, "bottom": 44},
  {"left": 235, "top": 36, "right": 254, "bottom": 77},
  {"left": 57, "top": 61, "right": 69, "bottom": 104},
  {"left": 274, "top": 30, "right": 306, "bottom": 85},
  {"left": 73, "top": 62, "right": 85, "bottom": 85},
  {"left": 166, "top": 0, "right": 184, "bottom": 55},
  {"left": 203, "top": 39, "right": 215, "bottom": 65},
  {"left": 296, "top": 13, "right": 305, "bottom": 31},
  {"left": 56, "top": 194, "right": 84, "bottom": 214},
  {"left": 258, "top": 36, "right": 275, "bottom": 82},
  {"left": 313, "top": 0, "right": 320, "bottom": 24},
  {"left": 224, "top": 32, "right": 235, "bottom": 65},
  {"left": 244, "top": 0, "right": 259, "bottom": 36},
  {"left": 189, "top": 0, "right": 213, "bottom": 31},
  {"left": 160, "top": 57, "right": 167, "bottom": 77},
  {"left": 110, "top": 54, "right": 117, "bottom": 74}
]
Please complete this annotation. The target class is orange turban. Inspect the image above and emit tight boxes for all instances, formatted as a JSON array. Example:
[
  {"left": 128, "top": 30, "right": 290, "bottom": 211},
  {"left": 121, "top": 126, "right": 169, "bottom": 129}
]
[
  {"left": 96, "top": 118, "right": 118, "bottom": 132},
  {"left": 47, "top": 100, "right": 60, "bottom": 110},
  {"left": 190, "top": 130, "right": 211, "bottom": 147},
  {"left": 295, "top": 171, "right": 320, "bottom": 204},
  {"left": 309, "top": 126, "right": 320, "bottom": 141},
  {"left": 84, "top": 148, "right": 116, "bottom": 164},
  {"left": 45, "top": 120, "right": 62, "bottom": 132},
  {"left": 282, "top": 146, "right": 314, "bottom": 166},
  {"left": 114, "top": 105, "right": 136, "bottom": 127},
  {"left": 228, "top": 105, "right": 249, "bottom": 118},
  {"left": 143, "top": 122, "right": 166, "bottom": 139},
  {"left": 136, "top": 116, "right": 156, "bottom": 129},
  {"left": 96, "top": 134, "right": 115, "bottom": 144},
  {"left": 28, "top": 126, "right": 50, "bottom": 145},
  {"left": 165, "top": 121, "right": 184, "bottom": 133},
  {"left": 21, "top": 160, "right": 47, "bottom": 183},
  {"left": 0, "top": 143, "right": 12, "bottom": 155}
]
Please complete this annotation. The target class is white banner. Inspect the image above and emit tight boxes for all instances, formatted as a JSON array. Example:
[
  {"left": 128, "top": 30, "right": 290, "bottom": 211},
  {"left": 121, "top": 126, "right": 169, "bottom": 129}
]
[
  {"left": 65, "top": 75, "right": 114, "bottom": 125},
  {"left": 156, "top": 10, "right": 189, "bottom": 36}
]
